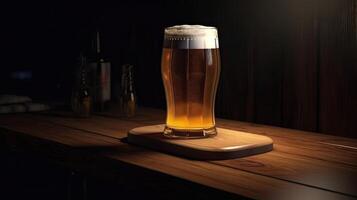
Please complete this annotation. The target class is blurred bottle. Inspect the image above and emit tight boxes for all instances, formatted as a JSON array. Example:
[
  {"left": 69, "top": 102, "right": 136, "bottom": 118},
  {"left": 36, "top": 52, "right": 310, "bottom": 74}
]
[
  {"left": 71, "top": 54, "right": 92, "bottom": 117},
  {"left": 120, "top": 64, "right": 136, "bottom": 117},
  {"left": 88, "top": 30, "right": 111, "bottom": 112}
]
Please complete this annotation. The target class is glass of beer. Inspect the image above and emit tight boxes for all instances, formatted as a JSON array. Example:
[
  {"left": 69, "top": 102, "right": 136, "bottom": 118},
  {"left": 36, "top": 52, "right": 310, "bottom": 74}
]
[{"left": 161, "top": 25, "right": 221, "bottom": 138}]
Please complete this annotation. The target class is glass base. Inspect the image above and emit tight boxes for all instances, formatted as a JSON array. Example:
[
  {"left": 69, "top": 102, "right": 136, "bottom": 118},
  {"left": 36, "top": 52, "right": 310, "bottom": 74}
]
[{"left": 163, "top": 126, "right": 217, "bottom": 139}]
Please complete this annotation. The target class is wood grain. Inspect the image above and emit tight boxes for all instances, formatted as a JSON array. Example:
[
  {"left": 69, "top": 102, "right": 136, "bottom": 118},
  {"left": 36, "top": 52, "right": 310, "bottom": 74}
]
[
  {"left": 0, "top": 112, "right": 356, "bottom": 199},
  {"left": 8, "top": 108, "right": 357, "bottom": 198},
  {"left": 281, "top": 0, "right": 318, "bottom": 132},
  {"left": 34, "top": 110, "right": 357, "bottom": 166},
  {"left": 318, "top": 0, "right": 357, "bottom": 138}
]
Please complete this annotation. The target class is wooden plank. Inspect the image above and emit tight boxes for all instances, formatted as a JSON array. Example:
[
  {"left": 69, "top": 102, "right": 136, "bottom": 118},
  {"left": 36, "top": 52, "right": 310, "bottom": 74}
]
[
  {"left": 29, "top": 108, "right": 165, "bottom": 139},
  {"left": 217, "top": 118, "right": 357, "bottom": 167},
  {"left": 23, "top": 110, "right": 357, "bottom": 196},
  {"left": 0, "top": 115, "right": 119, "bottom": 148},
  {"left": 281, "top": 0, "right": 318, "bottom": 132},
  {"left": 29, "top": 110, "right": 357, "bottom": 169},
  {"left": 318, "top": 0, "right": 357, "bottom": 138},
  {"left": 105, "top": 147, "right": 355, "bottom": 200},
  {"left": 250, "top": 1, "right": 285, "bottom": 126},
  {"left": 212, "top": 149, "right": 357, "bottom": 196},
  {"left": 0, "top": 114, "right": 354, "bottom": 200},
  {"left": 32, "top": 110, "right": 357, "bottom": 166},
  {"left": 207, "top": 119, "right": 357, "bottom": 195}
]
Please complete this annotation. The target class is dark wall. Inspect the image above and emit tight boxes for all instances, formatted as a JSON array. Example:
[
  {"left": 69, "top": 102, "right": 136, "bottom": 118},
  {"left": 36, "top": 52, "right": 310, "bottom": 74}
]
[{"left": 1, "top": 0, "right": 357, "bottom": 138}]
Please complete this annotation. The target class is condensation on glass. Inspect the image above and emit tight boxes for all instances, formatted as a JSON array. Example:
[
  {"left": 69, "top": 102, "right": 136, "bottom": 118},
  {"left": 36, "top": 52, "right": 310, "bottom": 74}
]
[{"left": 161, "top": 25, "right": 221, "bottom": 138}]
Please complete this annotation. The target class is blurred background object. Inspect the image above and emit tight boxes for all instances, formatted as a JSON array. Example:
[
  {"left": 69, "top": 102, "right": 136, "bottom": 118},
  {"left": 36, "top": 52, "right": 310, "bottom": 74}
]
[
  {"left": 87, "top": 29, "right": 111, "bottom": 112},
  {"left": 0, "top": 94, "right": 49, "bottom": 114},
  {"left": 119, "top": 64, "right": 136, "bottom": 117},
  {"left": 71, "top": 54, "right": 91, "bottom": 117}
]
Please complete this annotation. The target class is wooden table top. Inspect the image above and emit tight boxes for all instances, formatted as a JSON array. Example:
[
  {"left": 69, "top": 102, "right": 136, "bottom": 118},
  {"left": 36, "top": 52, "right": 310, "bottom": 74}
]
[{"left": 0, "top": 107, "right": 356, "bottom": 199}]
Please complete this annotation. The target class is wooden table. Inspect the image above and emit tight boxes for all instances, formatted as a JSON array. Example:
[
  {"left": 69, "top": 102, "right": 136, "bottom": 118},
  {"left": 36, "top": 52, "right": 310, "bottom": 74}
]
[{"left": 0, "top": 107, "right": 356, "bottom": 200}]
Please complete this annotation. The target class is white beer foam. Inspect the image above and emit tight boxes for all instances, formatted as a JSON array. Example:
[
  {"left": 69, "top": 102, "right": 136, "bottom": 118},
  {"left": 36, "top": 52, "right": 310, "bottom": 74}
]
[
  {"left": 165, "top": 25, "right": 218, "bottom": 39},
  {"left": 164, "top": 25, "right": 219, "bottom": 49}
]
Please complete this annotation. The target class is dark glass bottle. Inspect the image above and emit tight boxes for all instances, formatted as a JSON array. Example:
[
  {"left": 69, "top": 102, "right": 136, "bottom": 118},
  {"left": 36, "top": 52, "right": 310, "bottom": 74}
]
[
  {"left": 88, "top": 30, "right": 111, "bottom": 112},
  {"left": 71, "top": 54, "right": 91, "bottom": 117},
  {"left": 120, "top": 64, "right": 136, "bottom": 117}
]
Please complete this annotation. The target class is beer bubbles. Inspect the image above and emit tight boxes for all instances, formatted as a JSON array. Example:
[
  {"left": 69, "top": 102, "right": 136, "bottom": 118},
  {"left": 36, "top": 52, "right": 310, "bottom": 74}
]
[{"left": 161, "top": 25, "right": 221, "bottom": 138}]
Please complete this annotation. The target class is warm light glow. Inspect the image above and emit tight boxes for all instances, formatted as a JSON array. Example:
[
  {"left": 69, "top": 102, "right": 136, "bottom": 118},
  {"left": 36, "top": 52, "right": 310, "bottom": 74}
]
[
  {"left": 161, "top": 25, "right": 221, "bottom": 138},
  {"left": 161, "top": 48, "right": 220, "bottom": 130}
]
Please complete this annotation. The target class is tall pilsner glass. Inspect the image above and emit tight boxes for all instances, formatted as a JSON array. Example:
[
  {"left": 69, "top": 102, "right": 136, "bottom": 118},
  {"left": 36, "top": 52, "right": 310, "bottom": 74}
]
[{"left": 161, "top": 25, "right": 221, "bottom": 138}]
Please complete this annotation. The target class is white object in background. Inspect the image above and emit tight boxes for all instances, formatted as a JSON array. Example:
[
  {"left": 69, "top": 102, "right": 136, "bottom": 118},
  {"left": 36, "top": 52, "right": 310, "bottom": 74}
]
[
  {"left": 0, "top": 103, "right": 50, "bottom": 114},
  {"left": 0, "top": 95, "right": 32, "bottom": 105}
]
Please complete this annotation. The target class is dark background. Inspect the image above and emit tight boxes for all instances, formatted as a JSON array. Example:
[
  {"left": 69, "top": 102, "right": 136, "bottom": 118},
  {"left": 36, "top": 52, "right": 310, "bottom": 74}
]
[{"left": 1, "top": 0, "right": 356, "bottom": 138}]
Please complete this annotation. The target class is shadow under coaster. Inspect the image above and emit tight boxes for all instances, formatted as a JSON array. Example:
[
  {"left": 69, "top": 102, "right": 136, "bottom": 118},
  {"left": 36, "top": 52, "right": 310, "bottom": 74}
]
[{"left": 127, "top": 124, "right": 273, "bottom": 160}]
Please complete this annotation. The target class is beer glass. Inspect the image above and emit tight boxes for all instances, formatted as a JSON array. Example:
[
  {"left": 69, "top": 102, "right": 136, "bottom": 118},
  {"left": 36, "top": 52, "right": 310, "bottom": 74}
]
[{"left": 161, "top": 25, "right": 221, "bottom": 138}]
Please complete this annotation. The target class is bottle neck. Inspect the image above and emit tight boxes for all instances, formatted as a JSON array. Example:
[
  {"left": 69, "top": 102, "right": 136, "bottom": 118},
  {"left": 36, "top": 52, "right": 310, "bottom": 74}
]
[
  {"left": 79, "top": 56, "right": 88, "bottom": 88},
  {"left": 122, "top": 65, "right": 134, "bottom": 94},
  {"left": 92, "top": 30, "right": 105, "bottom": 62},
  {"left": 95, "top": 31, "right": 101, "bottom": 54}
]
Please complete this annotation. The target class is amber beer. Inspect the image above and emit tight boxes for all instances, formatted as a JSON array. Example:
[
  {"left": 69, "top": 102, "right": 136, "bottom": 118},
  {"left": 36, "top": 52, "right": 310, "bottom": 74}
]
[{"left": 161, "top": 25, "right": 221, "bottom": 138}]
